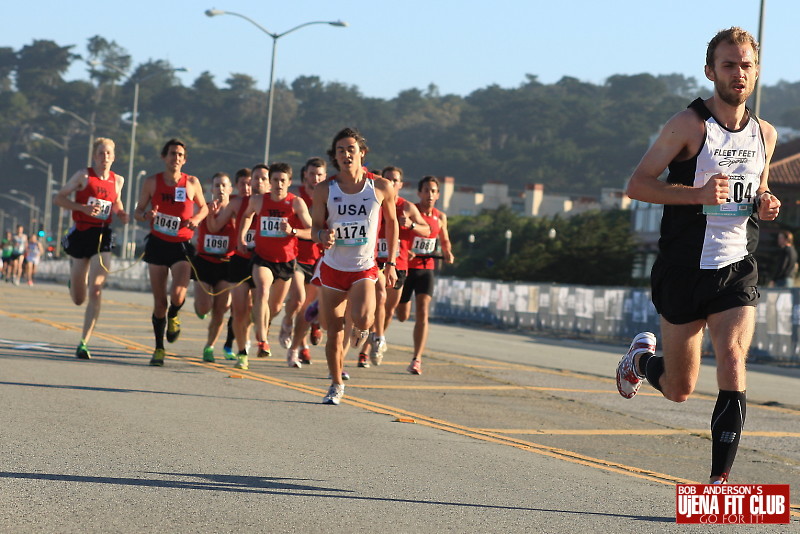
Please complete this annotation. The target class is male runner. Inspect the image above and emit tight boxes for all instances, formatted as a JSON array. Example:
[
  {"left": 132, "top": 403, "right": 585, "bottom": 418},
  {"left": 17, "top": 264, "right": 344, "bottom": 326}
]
[
  {"left": 311, "top": 127, "right": 399, "bottom": 405},
  {"left": 216, "top": 166, "right": 270, "bottom": 370},
  {"left": 134, "top": 139, "right": 208, "bottom": 366},
  {"left": 221, "top": 168, "right": 251, "bottom": 358},
  {"left": 55, "top": 138, "right": 128, "bottom": 359},
  {"left": 286, "top": 157, "right": 327, "bottom": 365},
  {"left": 239, "top": 162, "right": 312, "bottom": 368},
  {"left": 616, "top": 27, "right": 780, "bottom": 483},
  {"left": 193, "top": 172, "right": 236, "bottom": 362},
  {"left": 357, "top": 165, "right": 429, "bottom": 367},
  {"left": 396, "top": 176, "right": 454, "bottom": 375}
]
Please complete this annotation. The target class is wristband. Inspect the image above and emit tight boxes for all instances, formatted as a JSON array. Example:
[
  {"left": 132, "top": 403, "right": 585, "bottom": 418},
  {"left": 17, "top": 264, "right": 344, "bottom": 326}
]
[
  {"left": 384, "top": 261, "right": 396, "bottom": 267},
  {"left": 409, "top": 222, "right": 416, "bottom": 230},
  {"left": 317, "top": 229, "right": 324, "bottom": 242},
  {"left": 291, "top": 228, "right": 297, "bottom": 236}
]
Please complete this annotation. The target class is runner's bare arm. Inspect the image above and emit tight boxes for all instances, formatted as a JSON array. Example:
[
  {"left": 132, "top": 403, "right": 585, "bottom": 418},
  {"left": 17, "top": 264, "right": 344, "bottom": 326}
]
[
  {"left": 134, "top": 175, "right": 156, "bottom": 222},
  {"left": 186, "top": 176, "right": 208, "bottom": 230},
  {"left": 403, "top": 202, "right": 430, "bottom": 237},
  {"left": 438, "top": 211, "right": 454, "bottom": 264},
  {"left": 237, "top": 195, "right": 259, "bottom": 253},
  {"left": 291, "top": 197, "right": 313, "bottom": 240},
  {"left": 311, "top": 182, "right": 334, "bottom": 249},
  {"left": 377, "top": 178, "right": 399, "bottom": 286},
  {"left": 54, "top": 169, "right": 93, "bottom": 215},
  {"left": 113, "top": 174, "right": 129, "bottom": 224},
  {"left": 626, "top": 110, "right": 729, "bottom": 206},
  {"left": 755, "top": 119, "right": 781, "bottom": 221}
]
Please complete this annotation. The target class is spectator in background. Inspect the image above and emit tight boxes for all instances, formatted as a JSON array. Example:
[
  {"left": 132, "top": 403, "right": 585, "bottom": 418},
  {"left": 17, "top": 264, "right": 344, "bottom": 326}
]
[{"left": 771, "top": 230, "right": 797, "bottom": 287}]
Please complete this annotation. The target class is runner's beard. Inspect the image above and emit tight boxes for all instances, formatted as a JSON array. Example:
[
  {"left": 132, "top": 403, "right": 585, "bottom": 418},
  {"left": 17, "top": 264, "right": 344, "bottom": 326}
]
[{"left": 715, "top": 79, "right": 752, "bottom": 107}]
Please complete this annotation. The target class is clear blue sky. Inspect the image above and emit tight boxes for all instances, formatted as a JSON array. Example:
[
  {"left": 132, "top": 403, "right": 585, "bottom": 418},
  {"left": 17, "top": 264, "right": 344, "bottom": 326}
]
[{"left": 5, "top": 0, "right": 798, "bottom": 101}]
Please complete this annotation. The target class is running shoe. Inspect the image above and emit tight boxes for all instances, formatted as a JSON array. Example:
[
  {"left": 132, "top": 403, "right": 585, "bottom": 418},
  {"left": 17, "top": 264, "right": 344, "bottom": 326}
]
[
  {"left": 75, "top": 341, "right": 91, "bottom": 360},
  {"left": 616, "top": 332, "right": 657, "bottom": 399},
  {"left": 407, "top": 359, "right": 422, "bottom": 375},
  {"left": 310, "top": 322, "right": 322, "bottom": 346},
  {"left": 287, "top": 348, "right": 302, "bottom": 368},
  {"left": 196, "top": 311, "right": 208, "bottom": 320},
  {"left": 234, "top": 350, "right": 249, "bottom": 370},
  {"left": 299, "top": 347, "right": 312, "bottom": 365},
  {"left": 166, "top": 315, "right": 181, "bottom": 343},
  {"left": 350, "top": 327, "right": 368, "bottom": 348},
  {"left": 327, "top": 372, "right": 350, "bottom": 381},
  {"left": 358, "top": 353, "right": 370, "bottom": 368},
  {"left": 370, "top": 337, "right": 387, "bottom": 366},
  {"left": 150, "top": 348, "right": 166, "bottom": 367},
  {"left": 304, "top": 300, "right": 319, "bottom": 323},
  {"left": 257, "top": 341, "right": 271, "bottom": 358},
  {"left": 203, "top": 346, "right": 215, "bottom": 363},
  {"left": 322, "top": 383, "right": 345, "bottom": 405},
  {"left": 223, "top": 345, "right": 236, "bottom": 360},
  {"left": 279, "top": 320, "right": 293, "bottom": 349}
]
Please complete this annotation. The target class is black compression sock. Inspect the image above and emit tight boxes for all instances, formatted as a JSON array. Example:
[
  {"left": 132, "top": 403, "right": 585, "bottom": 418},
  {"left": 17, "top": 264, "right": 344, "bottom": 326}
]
[
  {"left": 710, "top": 390, "right": 746, "bottom": 480},
  {"left": 168, "top": 301, "right": 184, "bottom": 318},
  {"left": 224, "top": 316, "right": 235, "bottom": 348},
  {"left": 152, "top": 314, "right": 167, "bottom": 350},
  {"left": 639, "top": 352, "right": 664, "bottom": 392}
]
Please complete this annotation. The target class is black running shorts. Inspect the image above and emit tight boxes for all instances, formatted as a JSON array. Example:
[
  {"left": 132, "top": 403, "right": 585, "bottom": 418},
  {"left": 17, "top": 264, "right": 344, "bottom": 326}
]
[
  {"left": 650, "top": 255, "right": 759, "bottom": 325},
  {"left": 251, "top": 254, "right": 296, "bottom": 282},
  {"left": 226, "top": 254, "right": 255, "bottom": 288},
  {"left": 143, "top": 233, "right": 194, "bottom": 267},
  {"left": 63, "top": 226, "right": 114, "bottom": 259},
  {"left": 296, "top": 260, "right": 316, "bottom": 285},
  {"left": 400, "top": 268, "right": 435, "bottom": 303},
  {"left": 192, "top": 254, "right": 230, "bottom": 287}
]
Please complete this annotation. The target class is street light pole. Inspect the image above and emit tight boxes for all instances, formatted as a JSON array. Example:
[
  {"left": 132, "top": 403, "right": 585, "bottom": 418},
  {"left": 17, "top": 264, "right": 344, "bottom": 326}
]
[
  {"left": 49, "top": 105, "right": 93, "bottom": 166},
  {"left": 19, "top": 154, "right": 54, "bottom": 241},
  {"left": 205, "top": 9, "right": 347, "bottom": 164},
  {"left": 94, "top": 62, "right": 187, "bottom": 258},
  {"left": 29, "top": 132, "right": 70, "bottom": 253},
  {"left": 8, "top": 189, "right": 39, "bottom": 232},
  {"left": 753, "top": 0, "right": 767, "bottom": 117}
]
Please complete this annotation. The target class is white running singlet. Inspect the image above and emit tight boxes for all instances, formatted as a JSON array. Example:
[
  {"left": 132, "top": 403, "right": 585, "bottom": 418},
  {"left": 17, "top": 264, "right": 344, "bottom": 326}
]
[
  {"left": 322, "top": 177, "right": 381, "bottom": 272},
  {"left": 659, "top": 98, "right": 766, "bottom": 269}
]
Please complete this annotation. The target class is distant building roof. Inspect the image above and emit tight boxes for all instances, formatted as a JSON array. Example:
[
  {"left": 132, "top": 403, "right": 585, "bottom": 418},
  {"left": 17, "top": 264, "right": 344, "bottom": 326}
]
[{"left": 770, "top": 139, "right": 800, "bottom": 187}]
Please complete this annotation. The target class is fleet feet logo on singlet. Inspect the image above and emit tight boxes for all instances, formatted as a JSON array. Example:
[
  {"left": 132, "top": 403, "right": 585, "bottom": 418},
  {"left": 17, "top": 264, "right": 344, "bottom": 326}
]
[{"left": 713, "top": 149, "right": 758, "bottom": 168}]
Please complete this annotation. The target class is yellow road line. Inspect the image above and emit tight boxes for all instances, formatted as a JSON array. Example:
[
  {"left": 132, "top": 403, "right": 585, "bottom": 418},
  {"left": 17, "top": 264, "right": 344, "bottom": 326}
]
[
  {"left": 2, "top": 305, "right": 800, "bottom": 518},
  {"left": 478, "top": 428, "right": 800, "bottom": 437}
]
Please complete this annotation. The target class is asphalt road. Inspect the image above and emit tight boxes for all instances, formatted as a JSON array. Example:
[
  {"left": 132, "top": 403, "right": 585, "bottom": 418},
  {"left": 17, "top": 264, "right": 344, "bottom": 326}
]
[{"left": 0, "top": 281, "right": 798, "bottom": 533}]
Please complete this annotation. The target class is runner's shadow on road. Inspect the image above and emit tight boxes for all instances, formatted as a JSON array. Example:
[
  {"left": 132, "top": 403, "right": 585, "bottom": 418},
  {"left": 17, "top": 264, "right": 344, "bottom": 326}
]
[
  {"left": 0, "top": 380, "right": 253, "bottom": 401},
  {"left": 0, "top": 470, "right": 674, "bottom": 521}
]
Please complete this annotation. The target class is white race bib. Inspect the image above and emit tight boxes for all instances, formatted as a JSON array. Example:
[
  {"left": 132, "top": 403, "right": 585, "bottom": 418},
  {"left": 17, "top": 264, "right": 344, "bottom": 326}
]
[
  {"left": 698, "top": 172, "right": 759, "bottom": 217},
  {"left": 174, "top": 187, "right": 187, "bottom": 202},
  {"left": 245, "top": 229, "right": 256, "bottom": 249},
  {"left": 259, "top": 216, "right": 288, "bottom": 238},
  {"left": 88, "top": 197, "right": 112, "bottom": 220},
  {"left": 411, "top": 236, "right": 436, "bottom": 255},
  {"left": 332, "top": 220, "right": 368, "bottom": 247},
  {"left": 203, "top": 234, "right": 229, "bottom": 255},
  {"left": 377, "top": 238, "right": 400, "bottom": 259},
  {"left": 153, "top": 212, "right": 181, "bottom": 236}
]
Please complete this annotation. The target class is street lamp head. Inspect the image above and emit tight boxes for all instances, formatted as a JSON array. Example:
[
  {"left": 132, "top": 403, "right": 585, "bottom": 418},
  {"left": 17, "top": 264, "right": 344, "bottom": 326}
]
[
  {"left": 49, "top": 105, "right": 65, "bottom": 115},
  {"left": 174, "top": 67, "right": 189, "bottom": 73},
  {"left": 19, "top": 152, "right": 31, "bottom": 160},
  {"left": 205, "top": 8, "right": 225, "bottom": 17},
  {"left": 30, "top": 132, "right": 44, "bottom": 141},
  {"left": 330, "top": 20, "right": 348, "bottom": 27},
  {"left": 24, "top": 164, "right": 34, "bottom": 170}
]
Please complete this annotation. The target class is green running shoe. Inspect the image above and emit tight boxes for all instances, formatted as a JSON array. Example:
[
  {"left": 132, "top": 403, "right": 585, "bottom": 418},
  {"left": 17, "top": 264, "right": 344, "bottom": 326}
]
[
  {"left": 75, "top": 341, "right": 91, "bottom": 360},
  {"left": 149, "top": 348, "right": 166, "bottom": 366},
  {"left": 166, "top": 315, "right": 181, "bottom": 343},
  {"left": 234, "top": 351, "right": 249, "bottom": 370},
  {"left": 203, "top": 346, "right": 215, "bottom": 362}
]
